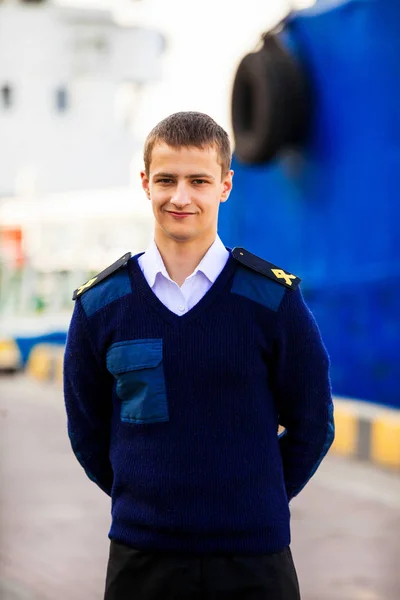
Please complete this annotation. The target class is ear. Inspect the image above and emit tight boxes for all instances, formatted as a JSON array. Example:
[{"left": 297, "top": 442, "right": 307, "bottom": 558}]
[
  {"left": 141, "top": 170, "right": 151, "bottom": 199},
  {"left": 220, "top": 169, "right": 234, "bottom": 203}
]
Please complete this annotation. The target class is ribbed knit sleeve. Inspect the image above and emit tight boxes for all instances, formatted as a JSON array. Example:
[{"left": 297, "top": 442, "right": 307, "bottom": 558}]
[
  {"left": 270, "top": 286, "right": 335, "bottom": 501},
  {"left": 63, "top": 300, "right": 114, "bottom": 495}
]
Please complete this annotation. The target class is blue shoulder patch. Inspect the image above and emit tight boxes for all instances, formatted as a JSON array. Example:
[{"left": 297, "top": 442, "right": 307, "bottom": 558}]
[
  {"left": 231, "top": 265, "right": 286, "bottom": 312},
  {"left": 80, "top": 267, "right": 132, "bottom": 318}
]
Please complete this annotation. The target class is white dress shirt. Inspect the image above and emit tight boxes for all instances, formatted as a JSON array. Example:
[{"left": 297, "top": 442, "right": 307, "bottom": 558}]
[{"left": 138, "top": 236, "right": 229, "bottom": 316}]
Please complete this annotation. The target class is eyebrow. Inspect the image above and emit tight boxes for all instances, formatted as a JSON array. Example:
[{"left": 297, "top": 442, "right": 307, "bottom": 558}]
[{"left": 153, "top": 172, "right": 215, "bottom": 181}]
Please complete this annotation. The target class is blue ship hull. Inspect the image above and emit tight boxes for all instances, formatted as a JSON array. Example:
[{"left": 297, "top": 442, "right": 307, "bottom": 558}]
[{"left": 221, "top": 0, "right": 400, "bottom": 409}]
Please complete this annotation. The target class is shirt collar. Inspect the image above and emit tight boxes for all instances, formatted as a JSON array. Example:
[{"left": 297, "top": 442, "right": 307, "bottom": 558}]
[
  {"left": 140, "top": 240, "right": 170, "bottom": 288},
  {"left": 140, "top": 235, "right": 229, "bottom": 288},
  {"left": 191, "top": 235, "right": 229, "bottom": 283}
]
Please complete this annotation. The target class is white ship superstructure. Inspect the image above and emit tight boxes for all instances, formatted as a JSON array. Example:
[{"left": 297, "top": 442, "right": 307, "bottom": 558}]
[{"left": 0, "top": 0, "right": 164, "bottom": 195}]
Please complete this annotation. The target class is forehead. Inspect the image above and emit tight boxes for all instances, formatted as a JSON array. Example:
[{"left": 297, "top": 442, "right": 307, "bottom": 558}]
[{"left": 149, "top": 143, "right": 221, "bottom": 174}]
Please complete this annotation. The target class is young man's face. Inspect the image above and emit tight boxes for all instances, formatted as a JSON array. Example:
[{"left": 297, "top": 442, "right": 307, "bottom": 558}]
[{"left": 141, "top": 143, "right": 233, "bottom": 247}]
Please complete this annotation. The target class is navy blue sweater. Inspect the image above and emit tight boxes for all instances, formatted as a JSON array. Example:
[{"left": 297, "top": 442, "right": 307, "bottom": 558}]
[{"left": 64, "top": 251, "right": 334, "bottom": 555}]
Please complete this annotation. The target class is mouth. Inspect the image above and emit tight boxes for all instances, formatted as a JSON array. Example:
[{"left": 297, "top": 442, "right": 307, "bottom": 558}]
[{"left": 166, "top": 211, "right": 195, "bottom": 218}]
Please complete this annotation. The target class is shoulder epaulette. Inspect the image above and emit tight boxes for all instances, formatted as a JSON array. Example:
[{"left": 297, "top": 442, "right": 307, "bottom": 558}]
[
  {"left": 232, "top": 247, "right": 301, "bottom": 290},
  {"left": 72, "top": 252, "right": 132, "bottom": 301}
]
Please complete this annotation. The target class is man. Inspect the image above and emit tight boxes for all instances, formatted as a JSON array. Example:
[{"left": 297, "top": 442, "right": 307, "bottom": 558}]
[{"left": 64, "top": 111, "right": 334, "bottom": 600}]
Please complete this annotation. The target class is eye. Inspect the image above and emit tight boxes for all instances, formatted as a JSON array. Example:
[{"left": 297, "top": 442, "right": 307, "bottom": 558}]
[
  {"left": 156, "top": 178, "right": 173, "bottom": 185},
  {"left": 192, "top": 179, "right": 208, "bottom": 185}
]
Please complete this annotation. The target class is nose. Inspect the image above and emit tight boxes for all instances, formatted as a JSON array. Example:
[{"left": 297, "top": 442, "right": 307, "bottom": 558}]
[{"left": 170, "top": 182, "right": 192, "bottom": 209}]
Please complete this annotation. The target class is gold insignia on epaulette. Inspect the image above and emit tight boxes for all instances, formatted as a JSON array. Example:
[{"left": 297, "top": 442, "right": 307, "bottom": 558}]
[
  {"left": 271, "top": 269, "right": 297, "bottom": 287},
  {"left": 76, "top": 277, "right": 98, "bottom": 297},
  {"left": 231, "top": 247, "right": 301, "bottom": 290},
  {"left": 72, "top": 251, "right": 132, "bottom": 301}
]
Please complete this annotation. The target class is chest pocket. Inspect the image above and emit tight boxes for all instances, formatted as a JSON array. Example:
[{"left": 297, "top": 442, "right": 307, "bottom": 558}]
[{"left": 106, "top": 339, "right": 169, "bottom": 424}]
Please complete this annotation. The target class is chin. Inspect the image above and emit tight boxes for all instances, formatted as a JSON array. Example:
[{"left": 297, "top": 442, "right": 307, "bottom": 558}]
[{"left": 168, "top": 232, "right": 194, "bottom": 242}]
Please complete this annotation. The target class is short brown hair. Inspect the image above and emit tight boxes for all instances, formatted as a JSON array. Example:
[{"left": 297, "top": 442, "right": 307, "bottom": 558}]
[{"left": 143, "top": 112, "right": 232, "bottom": 178}]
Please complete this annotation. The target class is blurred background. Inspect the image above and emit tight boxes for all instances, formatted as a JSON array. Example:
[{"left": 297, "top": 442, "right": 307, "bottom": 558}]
[{"left": 0, "top": 0, "right": 399, "bottom": 599}]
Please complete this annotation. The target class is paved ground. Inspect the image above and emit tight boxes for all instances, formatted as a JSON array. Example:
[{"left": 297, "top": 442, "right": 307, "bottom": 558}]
[{"left": 1, "top": 374, "right": 399, "bottom": 600}]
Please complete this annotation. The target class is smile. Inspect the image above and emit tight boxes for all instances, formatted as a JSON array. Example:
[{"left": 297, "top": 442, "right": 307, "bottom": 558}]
[{"left": 166, "top": 211, "right": 195, "bottom": 218}]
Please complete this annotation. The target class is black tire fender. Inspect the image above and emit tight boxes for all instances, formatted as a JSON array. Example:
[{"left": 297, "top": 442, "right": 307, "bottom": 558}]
[{"left": 231, "top": 31, "right": 310, "bottom": 164}]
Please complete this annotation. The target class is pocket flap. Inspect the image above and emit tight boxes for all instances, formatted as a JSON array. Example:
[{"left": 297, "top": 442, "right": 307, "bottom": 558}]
[{"left": 106, "top": 339, "right": 163, "bottom": 375}]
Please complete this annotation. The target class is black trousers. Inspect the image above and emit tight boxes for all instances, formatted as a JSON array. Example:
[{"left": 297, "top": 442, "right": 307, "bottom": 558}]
[{"left": 104, "top": 540, "right": 301, "bottom": 600}]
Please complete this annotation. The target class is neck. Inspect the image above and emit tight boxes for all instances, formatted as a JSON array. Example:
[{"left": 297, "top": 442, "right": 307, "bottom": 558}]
[{"left": 154, "top": 234, "right": 217, "bottom": 287}]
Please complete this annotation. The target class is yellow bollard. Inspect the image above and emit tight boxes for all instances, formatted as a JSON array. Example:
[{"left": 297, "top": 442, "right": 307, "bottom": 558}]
[
  {"left": 331, "top": 408, "right": 358, "bottom": 457},
  {"left": 27, "top": 344, "right": 54, "bottom": 382},
  {"left": 371, "top": 416, "right": 400, "bottom": 469}
]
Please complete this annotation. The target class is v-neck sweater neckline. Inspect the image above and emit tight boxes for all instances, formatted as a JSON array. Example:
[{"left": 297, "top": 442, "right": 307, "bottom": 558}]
[{"left": 129, "top": 251, "right": 237, "bottom": 326}]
